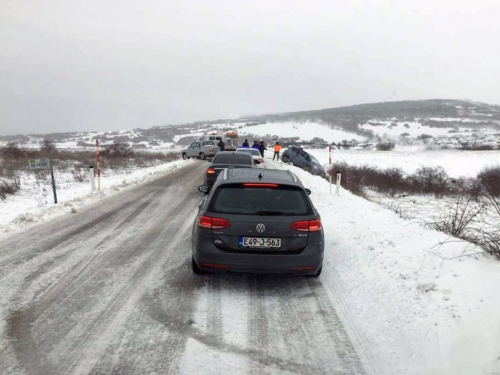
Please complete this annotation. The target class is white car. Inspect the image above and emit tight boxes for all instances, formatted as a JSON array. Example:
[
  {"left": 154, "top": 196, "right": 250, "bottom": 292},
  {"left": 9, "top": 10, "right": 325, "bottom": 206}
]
[{"left": 236, "top": 148, "right": 264, "bottom": 166}]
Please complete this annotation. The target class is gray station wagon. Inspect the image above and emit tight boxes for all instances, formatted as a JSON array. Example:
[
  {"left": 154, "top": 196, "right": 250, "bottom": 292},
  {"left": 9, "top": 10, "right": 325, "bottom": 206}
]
[
  {"left": 192, "top": 168, "right": 324, "bottom": 276},
  {"left": 182, "top": 141, "right": 220, "bottom": 160}
]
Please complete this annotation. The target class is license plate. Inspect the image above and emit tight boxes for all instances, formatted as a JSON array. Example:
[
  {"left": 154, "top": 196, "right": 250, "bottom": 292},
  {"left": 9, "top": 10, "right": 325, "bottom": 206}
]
[{"left": 240, "top": 237, "right": 282, "bottom": 248}]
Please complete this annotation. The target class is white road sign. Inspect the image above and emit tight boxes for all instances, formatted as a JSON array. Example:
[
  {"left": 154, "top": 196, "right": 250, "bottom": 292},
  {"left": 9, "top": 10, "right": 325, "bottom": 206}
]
[{"left": 29, "top": 158, "right": 50, "bottom": 169}]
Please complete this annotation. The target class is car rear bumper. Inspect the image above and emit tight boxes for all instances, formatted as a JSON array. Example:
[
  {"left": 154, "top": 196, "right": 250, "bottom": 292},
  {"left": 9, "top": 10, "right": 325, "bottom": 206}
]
[{"left": 193, "top": 241, "right": 324, "bottom": 275}]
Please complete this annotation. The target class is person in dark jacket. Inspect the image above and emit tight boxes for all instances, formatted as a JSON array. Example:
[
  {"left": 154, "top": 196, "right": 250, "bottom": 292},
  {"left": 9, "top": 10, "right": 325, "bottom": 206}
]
[
  {"left": 258, "top": 140, "right": 267, "bottom": 157},
  {"left": 217, "top": 139, "right": 225, "bottom": 151},
  {"left": 242, "top": 139, "right": 249, "bottom": 148}
]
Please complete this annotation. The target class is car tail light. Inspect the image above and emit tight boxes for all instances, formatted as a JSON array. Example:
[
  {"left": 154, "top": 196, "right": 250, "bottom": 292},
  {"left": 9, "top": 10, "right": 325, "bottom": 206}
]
[
  {"left": 259, "top": 158, "right": 264, "bottom": 163},
  {"left": 243, "top": 183, "right": 278, "bottom": 187},
  {"left": 290, "top": 266, "right": 317, "bottom": 271},
  {"left": 198, "top": 215, "right": 231, "bottom": 229},
  {"left": 291, "top": 219, "right": 322, "bottom": 232},
  {"left": 211, "top": 217, "right": 231, "bottom": 229},
  {"left": 206, "top": 168, "right": 215, "bottom": 174},
  {"left": 209, "top": 147, "right": 214, "bottom": 152}
]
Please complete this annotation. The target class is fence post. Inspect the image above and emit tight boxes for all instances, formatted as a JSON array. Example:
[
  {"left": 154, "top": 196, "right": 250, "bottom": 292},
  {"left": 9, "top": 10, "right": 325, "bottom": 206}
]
[
  {"left": 335, "top": 172, "right": 341, "bottom": 196},
  {"left": 89, "top": 166, "right": 96, "bottom": 192}
]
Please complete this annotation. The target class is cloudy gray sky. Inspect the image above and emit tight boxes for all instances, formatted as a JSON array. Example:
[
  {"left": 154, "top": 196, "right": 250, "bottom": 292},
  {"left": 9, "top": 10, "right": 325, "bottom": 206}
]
[{"left": 1, "top": 0, "right": 499, "bottom": 135}]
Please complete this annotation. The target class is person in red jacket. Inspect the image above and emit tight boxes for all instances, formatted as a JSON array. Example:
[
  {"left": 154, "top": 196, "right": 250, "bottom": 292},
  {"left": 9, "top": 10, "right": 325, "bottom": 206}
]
[{"left": 273, "top": 142, "right": 281, "bottom": 161}]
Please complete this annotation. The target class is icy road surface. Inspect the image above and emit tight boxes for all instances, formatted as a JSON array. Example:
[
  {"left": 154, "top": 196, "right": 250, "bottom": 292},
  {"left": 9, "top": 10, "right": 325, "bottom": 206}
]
[{"left": 0, "top": 161, "right": 366, "bottom": 375}]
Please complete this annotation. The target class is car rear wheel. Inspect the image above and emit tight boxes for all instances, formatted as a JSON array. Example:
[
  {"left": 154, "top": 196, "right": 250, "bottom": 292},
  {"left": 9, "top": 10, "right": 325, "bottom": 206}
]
[
  {"left": 182, "top": 153, "right": 189, "bottom": 160},
  {"left": 282, "top": 154, "right": 290, "bottom": 163},
  {"left": 192, "top": 257, "right": 205, "bottom": 274},
  {"left": 199, "top": 152, "right": 206, "bottom": 160}
]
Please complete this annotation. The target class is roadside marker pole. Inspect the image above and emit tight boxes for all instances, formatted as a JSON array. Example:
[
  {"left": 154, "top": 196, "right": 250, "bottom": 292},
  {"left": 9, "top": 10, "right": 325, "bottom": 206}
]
[
  {"left": 96, "top": 138, "right": 101, "bottom": 191},
  {"left": 89, "top": 166, "right": 96, "bottom": 192},
  {"left": 329, "top": 146, "right": 332, "bottom": 195},
  {"left": 50, "top": 163, "right": 58, "bottom": 204},
  {"left": 335, "top": 173, "right": 341, "bottom": 196}
]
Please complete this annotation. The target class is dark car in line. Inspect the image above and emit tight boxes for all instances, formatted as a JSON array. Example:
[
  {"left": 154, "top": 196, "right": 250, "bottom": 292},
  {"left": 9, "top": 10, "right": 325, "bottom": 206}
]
[
  {"left": 204, "top": 151, "right": 255, "bottom": 191},
  {"left": 281, "top": 146, "right": 326, "bottom": 177},
  {"left": 192, "top": 168, "right": 324, "bottom": 276}
]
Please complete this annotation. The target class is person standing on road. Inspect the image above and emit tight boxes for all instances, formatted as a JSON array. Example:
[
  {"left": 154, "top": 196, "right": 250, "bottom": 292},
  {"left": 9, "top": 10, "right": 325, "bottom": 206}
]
[
  {"left": 258, "top": 140, "right": 267, "bottom": 157},
  {"left": 218, "top": 139, "right": 225, "bottom": 152},
  {"left": 242, "top": 139, "right": 249, "bottom": 148},
  {"left": 273, "top": 142, "right": 281, "bottom": 161}
]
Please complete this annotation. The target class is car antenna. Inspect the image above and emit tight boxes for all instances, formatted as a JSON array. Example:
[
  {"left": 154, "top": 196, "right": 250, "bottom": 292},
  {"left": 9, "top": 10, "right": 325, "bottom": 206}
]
[{"left": 258, "top": 173, "right": 263, "bottom": 180}]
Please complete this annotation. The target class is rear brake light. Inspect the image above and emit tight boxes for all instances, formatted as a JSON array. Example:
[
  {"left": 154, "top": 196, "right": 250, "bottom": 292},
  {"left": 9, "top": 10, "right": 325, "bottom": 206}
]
[
  {"left": 206, "top": 168, "right": 215, "bottom": 174},
  {"left": 198, "top": 215, "right": 231, "bottom": 229},
  {"left": 259, "top": 158, "right": 264, "bottom": 163},
  {"left": 199, "top": 215, "right": 212, "bottom": 229},
  {"left": 291, "top": 219, "right": 322, "bottom": 232},
  {"left": 243, "top": 183, "right": 278, "bottom": 187}
]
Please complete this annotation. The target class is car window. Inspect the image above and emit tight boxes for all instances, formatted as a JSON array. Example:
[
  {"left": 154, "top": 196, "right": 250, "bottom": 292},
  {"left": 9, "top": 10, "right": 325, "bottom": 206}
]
[
  {"left": 208, "top": 185, "right": 312, "bottom": 215},
  {"left": 203, "top": 141, "right": 215, "bottom": 146},
  {"left": 213, "top": 153, "right": 252, "bottom": 164}
]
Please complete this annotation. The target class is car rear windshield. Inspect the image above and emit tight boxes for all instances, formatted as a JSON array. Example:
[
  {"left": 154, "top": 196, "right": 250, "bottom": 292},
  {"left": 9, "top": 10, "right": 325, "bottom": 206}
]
[
  {"left": 213, "top": 153, "right": 252, "bottom": 165},
  {"left": 208, "top": 184, "right": 313, "bottom": 215}
]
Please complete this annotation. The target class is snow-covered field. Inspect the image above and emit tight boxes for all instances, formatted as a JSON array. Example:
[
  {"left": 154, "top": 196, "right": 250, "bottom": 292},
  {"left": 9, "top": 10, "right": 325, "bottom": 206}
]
[
  {"left": 0, "top": 159, "right": 192, "bottom": 239},
  {"left": 269, "top": 158, "right": 500, "bottom": 375},
  {"left": 305, "top": 146, "right": 500, "bottom": 178},
  {"left": 238, "top": 121, "right": 367, "bottom": 143}
]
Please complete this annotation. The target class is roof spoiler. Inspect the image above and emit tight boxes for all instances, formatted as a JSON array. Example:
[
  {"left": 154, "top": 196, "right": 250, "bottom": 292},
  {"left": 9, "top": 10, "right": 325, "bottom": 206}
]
[{"left": 286, "top": 169, "right": 297, "bottom": 182}]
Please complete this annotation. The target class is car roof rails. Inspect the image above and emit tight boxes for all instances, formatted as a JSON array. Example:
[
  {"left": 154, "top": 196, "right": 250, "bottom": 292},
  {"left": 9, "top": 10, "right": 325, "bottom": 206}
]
[{"left": 223, "top": 167, "right": 228, "bottom": 180}]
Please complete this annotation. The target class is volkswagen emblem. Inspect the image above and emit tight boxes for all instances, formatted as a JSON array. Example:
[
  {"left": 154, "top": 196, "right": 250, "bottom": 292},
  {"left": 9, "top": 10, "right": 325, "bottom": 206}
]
[{"left": 256, "top": 223, "right": 266, "bottom": 233}]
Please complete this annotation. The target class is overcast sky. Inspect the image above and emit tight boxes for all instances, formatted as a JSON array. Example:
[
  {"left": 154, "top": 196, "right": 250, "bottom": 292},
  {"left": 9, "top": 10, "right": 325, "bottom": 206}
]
[{"left": 1, "top": 0, "right": 499, "bottom": 135}]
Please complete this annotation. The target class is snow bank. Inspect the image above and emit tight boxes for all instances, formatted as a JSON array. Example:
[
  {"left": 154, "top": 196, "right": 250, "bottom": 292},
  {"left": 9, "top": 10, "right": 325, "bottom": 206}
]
[
  {"left": 0, "top": 159, "right": 192, "bottom": 240},
  {"left": 269, "top": 159, "right": 500, "bottom": 375}
]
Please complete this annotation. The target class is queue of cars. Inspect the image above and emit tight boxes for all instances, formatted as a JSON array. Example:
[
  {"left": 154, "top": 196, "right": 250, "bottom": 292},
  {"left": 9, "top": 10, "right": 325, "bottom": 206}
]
[{"left": 192, "top": 150, "right": 324, "bottom": 278}]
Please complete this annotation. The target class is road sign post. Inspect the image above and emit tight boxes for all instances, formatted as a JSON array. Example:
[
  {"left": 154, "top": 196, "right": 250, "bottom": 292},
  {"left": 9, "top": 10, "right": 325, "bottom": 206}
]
[{"left": 29, "top": 158, "right": 57, "bottom": 204}]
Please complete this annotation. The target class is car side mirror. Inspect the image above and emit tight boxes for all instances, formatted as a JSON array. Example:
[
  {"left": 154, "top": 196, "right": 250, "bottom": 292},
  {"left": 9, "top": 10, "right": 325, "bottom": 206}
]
[
  {"left": 198, "top": 185, "right": 210, "bottom": 193},
  {"left": 305, "top": 188, "right": 312, "bottom": 195}
]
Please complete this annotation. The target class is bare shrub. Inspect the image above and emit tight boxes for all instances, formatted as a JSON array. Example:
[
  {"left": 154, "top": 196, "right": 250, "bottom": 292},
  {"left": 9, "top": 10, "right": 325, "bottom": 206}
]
[
  {"left": 413, "top": 166, "right": 449, "bottom": 198},
  {"left": 478, "top": 167, "right": 500, "bottom": 198},
  {"left": 34, "top": 194, "right": 48, "bottom": 207},
  {"left": 0, "top": 178, "right": 17, "bottom": 200},
  {"left": 40, "top": 139, "right": 57, "bottom": 153},
  {"left": 72, "top": 169, "right": 87, "bottom": 183},
  {"left": 376, "top": 142, "right": 395, "bottom": 151},
  {"left": 460, "top": 144, "right": 497, "bottom": 151},
  {"left": 430, "top": 190, "right": 486, "bottom": 237},
  {"left": 101, "top": 142, "right": 135, "bottom": 158}
]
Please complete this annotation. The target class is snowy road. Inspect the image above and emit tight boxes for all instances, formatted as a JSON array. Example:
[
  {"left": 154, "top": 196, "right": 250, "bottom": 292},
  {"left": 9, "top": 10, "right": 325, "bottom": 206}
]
[{"left": 0, "top": 161, "right": 366, "bottom": 375}]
